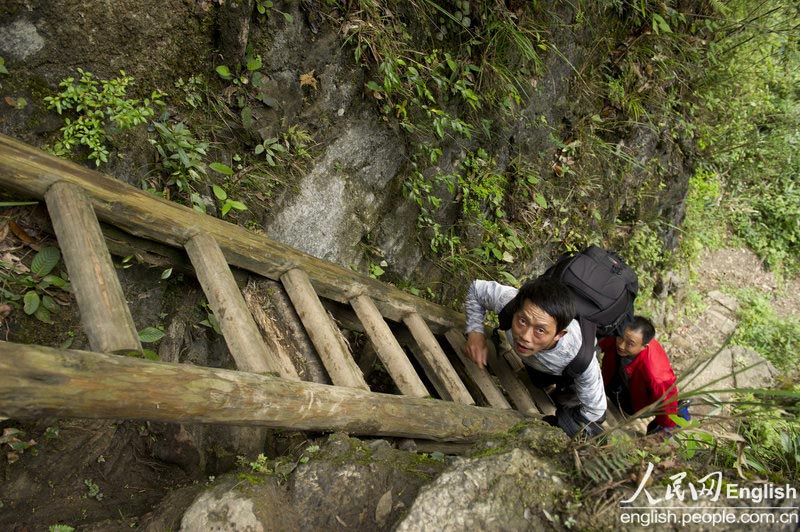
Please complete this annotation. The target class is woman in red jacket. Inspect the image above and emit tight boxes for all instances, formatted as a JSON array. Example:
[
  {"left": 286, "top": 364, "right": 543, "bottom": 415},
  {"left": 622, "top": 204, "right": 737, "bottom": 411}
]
[{"left": 600, "top": 316, "right": 689, "bottom": 434}]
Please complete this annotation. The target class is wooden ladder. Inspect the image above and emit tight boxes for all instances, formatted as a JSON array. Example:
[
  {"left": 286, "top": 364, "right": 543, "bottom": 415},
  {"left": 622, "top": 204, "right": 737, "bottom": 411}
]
[{"left": 0, "top": 133, "right": 547, "bottom": 435}]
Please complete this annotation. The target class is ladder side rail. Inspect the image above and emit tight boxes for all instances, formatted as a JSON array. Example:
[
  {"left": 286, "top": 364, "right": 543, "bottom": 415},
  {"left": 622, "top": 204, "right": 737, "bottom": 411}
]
[
  {"left": 44, "top": 182, "right": 141, "bottom": 353},
  {"left": 281, "top": 268, "right": 369, "bottom": 390},
  {"left": 184, "top": 232, "right": 283, "bottom": 375},
  {"left": 402, "top": 313, "right": 474, "bottom": 405}
]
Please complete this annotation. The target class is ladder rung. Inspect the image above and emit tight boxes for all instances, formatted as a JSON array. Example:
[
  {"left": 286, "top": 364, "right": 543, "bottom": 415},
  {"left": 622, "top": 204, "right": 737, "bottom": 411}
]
[
  {"left": 486, "top": 341, "right": 539, "bottom": 416},
  {"left": 45, "top": 181, "right": 141, "bottom": 353},
  {"left": 402, "top": 312, "right": 474, "bottom": 405},
  {"left": 350, "top": 294, "right": 429, "bottom": 398},
  {"left": 242, "top": 284, "right": 302, "bottom": 381},
  {"left": 444, "top": 329, "right": 511, "bottom": 409},
  {"left": 184, "top": 232, "right": 282, "bottom": 375},
  {"left": 280, "top": 268, "right": 369, "bottom": 390}
]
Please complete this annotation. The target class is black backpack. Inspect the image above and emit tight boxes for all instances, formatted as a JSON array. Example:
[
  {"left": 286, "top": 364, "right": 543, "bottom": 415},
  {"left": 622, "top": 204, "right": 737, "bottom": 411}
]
[{"left": 497, "top": 245, "right": 639, "bottom": 378}]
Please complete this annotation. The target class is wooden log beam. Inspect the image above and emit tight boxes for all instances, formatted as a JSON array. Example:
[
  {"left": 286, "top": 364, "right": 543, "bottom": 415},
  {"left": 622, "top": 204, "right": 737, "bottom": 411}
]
[
  {"left": 444, "top": 329, "right": 511, "bottom": 410},
  {"left": 0, "top": 133, "right": 463, "bottom": 334},
  {"left": 184, "top": 232, "right": 283, "bottom": 376},
  {"left": 350, "top": 294, "right": 429, "bottom": 398},
  {"left": 0, "top": 341, "right": 525, "bottom": 442},
  {"left": 44, "top": 182, "right": 141, "bottom": 353},
  {"left": 280, "top": 268, "right": 369, "bottom": 390},
  {"left": 486, "top": 343, "right": 539, "bottom": 416},
  {"left": 403, "top": 313, "right": 474, "bottom": 405}
]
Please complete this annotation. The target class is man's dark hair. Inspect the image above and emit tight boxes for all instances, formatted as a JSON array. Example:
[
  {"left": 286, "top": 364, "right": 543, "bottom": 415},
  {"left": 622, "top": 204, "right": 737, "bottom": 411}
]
[
  {"left": 507, "top": 277, "right": 576, "bottom": 331},
  {"left": 627, "top": 315, "right": 656, "bottom": 345}
]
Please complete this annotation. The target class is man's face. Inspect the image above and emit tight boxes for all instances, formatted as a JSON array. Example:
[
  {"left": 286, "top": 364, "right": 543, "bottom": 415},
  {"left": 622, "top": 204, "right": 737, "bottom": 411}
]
[
  {"left": 616, "top": 328, "right": 646, "bottom": 358},
  {"left": 510, "top": 299, "right": 566, "bottom": 357}
]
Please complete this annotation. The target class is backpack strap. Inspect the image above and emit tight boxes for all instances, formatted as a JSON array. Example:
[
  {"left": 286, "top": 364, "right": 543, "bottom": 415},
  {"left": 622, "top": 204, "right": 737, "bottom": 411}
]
[{"left": 564, "top": 316, "right": 597, "bottom": 379}]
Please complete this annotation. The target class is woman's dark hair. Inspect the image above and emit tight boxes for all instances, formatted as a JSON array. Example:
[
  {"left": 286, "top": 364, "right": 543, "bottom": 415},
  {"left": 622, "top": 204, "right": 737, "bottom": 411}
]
[
  {"left": 626, "top": 315, "right": 656, "bottom": 345},
  {"left": 507, "top": 277, "right": 576, "bottom": 331}
]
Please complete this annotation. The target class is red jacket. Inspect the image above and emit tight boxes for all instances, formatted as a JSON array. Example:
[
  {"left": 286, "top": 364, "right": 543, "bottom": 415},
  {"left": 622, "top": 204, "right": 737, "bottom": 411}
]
[{"left": 599, "top": 337, "right": 679, "bottom": 428}]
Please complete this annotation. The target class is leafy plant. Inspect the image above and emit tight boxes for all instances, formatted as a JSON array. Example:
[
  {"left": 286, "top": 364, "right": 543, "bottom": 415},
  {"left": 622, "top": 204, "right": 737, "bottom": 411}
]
[
  {"left": 254, "top": 0, "right": 293, "bottom": 22},
  {"left": 729, "top": 289, "right": 800, "bottom": 374},
  {"left": 174, "top": 75, "right": 207, "bottom": 110},
  {"left": 83, "top": 478, "right": 103, "bottom": 501},
  {"left": 212, "top": 183, "right": 248, "bottom": 217},
  {"left": 135, "top": 326, "right": 165, "bottom": 361},
  {"left": 48, "top": 525, "right": 75, "bottom": 532},
  {"left": 147, "top": 121, "right": 210, "bottom": 212},
  {"left": 216, "top": 50, "right": 278, "bottom": 126},
  {"left": 238, "top": 453, "right": 271, "bottom": 473},
  {"left": 199, "top": 301, "right": 222, "bottom": 335},
  {"left": 254, "top": 137, "right": 287, "bottom": 167},
  {"left": 403, "top": 147, "right": 521, "bottom": 278},
  {"left": 44, "top": 69, "right": 165, "bottom": 165},
  {"left": 0, "top": 246, "right": 71, "bottom": 324},
  {"left": 368, "top": 261, "right": 387, "bottom": 279},
  {"left": 1, "top": 427, "right": 37, "bottom": 463},
  {"left": 253, "top": 126, "right": 314, "bottom": 174}
]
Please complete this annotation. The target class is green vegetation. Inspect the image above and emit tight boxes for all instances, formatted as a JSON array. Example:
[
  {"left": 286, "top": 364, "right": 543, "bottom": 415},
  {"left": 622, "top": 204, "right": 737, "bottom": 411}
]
[
  {"left": 1, "top": 427, "right": 38, "bottom": 463},
  {"left": 43, "top": 69, "right": 164, "bottom": 165},
  {"left": 0, "top": 246, "right": 71, "bottom": 325},
  {"left": 693, "top": 1, "right": 800, "bottom": 274},
  {"left": 48, "top": 526, "right": 75, "bottom": 532},
  {"left": 730, "top": 289, "right": 800, "bottom": 374},
  {"left": 236, "top": 444, "right": 321, "bottom": 484},
  {"left": 83, "top": 478, "right": 103, "bottom": 501}
]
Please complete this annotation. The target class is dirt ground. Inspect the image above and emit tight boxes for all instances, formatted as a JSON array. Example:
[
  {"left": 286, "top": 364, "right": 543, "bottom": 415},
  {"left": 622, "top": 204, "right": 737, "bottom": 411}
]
[
  {"left": 0, "top": 419, "right": 199, "bottom": 531},
  {"left": 1, "top": 246, "right": 798, "bottom": 531}
]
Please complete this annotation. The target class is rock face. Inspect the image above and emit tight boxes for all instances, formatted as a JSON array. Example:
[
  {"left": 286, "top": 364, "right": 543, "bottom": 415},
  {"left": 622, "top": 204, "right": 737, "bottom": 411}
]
[
  {"left": 396, "top": 448, "right": 568, "bottom": 531},
  {"left": 0, "top": 0, "right": 694, "bottom": 288},
  {"left": 140, "top": 433, "right": 449, "bottom": 531},
  {"left": 681, "top": 345, "right": 779, "bottom": 397},
  {"left": 139, "top": 428, "right": 574, "bottom": 532},
  {"left": 179, "top": 478, "right": 298, "bottom": 532}
]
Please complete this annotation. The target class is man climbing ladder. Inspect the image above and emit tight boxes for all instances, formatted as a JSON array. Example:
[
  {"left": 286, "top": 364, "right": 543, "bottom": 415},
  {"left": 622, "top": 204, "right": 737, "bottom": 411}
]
[{"left": 462, "top": 276, "right": 607, "bottom": 438}]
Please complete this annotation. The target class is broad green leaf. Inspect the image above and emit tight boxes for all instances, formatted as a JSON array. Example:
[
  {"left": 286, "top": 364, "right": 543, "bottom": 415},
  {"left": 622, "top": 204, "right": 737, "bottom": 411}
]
[
  {"left": 23, "top": 291, "right": 40, "bottom": 315},
  {"left": 534, "top": 193, "right": 548, "bottom": 209},
  {"left": 34, "top": 306, "right": 53, "bottom": 324},
  {"left": 41, "top": 295, "right": 58, "bottom": 312},
  {"left": 212, "top": 184, "right": 227, "bottom": 201},
  {"left": 141, "top": 349, "right": 159, "bottom": 360},
  {"left": 161, "top": 268, "right": 172, "bottom": 280},
  {"left": 209, "top": 162, "right": 234, "bottom": 175},
  {"left": 31, "top": 246, "right": 61, "bottom": 277},
  {"left": 206, "top": 312, "right": 221, "bottom": 335},
  {"left": 221, "top": 202, "right": 232, "bottom": 217},
  {"left": 241, "top": 105, "right": 252, "bottom": 128},
  {"left": 43, "top": 274, "right": 67, "bottom": 288},
  {"left": 652, "top": 13, "right": 671, "bottom": 34},
  {"left": 138, "top": 327, "right": 165, "bottom": 343},
  {"left": 227, "top": 200, "right": 247, "bottom": 211},
  {"left": 246, "top": 56, "right": 262, "bottom": 72},
  {"left": 215, "top": 65, "right": 232, "bottom": 79}
]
